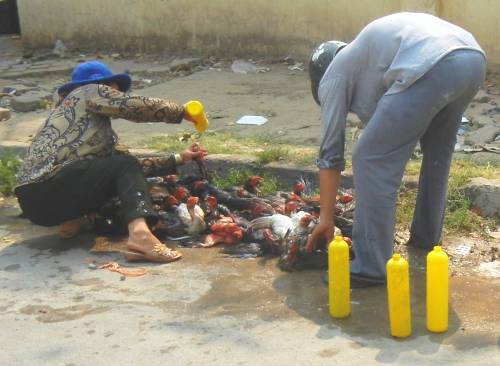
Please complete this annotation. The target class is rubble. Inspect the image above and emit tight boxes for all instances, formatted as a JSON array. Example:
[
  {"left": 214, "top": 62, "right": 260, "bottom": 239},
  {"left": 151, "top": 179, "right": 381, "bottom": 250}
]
[
  {"left": 474, "top": 95, "right": 491, "bottom": 103},
  {"left": 461, "top": 177, "right": 500, "bottom": 218},
  {"left": 0, "top": 107, "right": 11, "bottom": 121},
  {"left": 169, "top": 57, "right": 202, "bottom": 72},
  {"left": 2, "top": 83, "right": 39, "bottom": 96},
  {"left": 231, "top": 59, "right": 258, "bottom": 74},
  {"left": 464, "top": 124, "right": 500, "bottom": 145},
  {"left": 52, "top": 40, "right": 68, "bottom": 58},
  {"left": 10, "top": 90, "right": 52, "bottom": 112}
]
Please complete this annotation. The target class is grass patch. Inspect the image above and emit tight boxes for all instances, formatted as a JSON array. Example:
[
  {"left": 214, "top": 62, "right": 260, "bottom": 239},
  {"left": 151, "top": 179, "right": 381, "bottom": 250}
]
[
  {"left": 0, "top": 154, "right": 21, "bottom": 196},
  {"left": 145, "top": 131, "right": 317, "bottom": 167},
  {"left": 146, "top": 131, "right": 498, "bottom": 234},
  {"left": 212, "top": 169, "right": 281, "bottom": 196},
  {"left": 397, "top": 159, "right": 499, "bottom": 234},
  {"left": 256, "top": 146, "right": 290, "bottom": 165}
]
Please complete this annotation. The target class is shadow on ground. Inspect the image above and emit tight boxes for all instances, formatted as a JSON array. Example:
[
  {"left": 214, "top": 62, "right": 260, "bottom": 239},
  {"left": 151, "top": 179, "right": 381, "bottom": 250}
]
[{"left": 272, "top": 246, "right": 499, "bottom": 363}]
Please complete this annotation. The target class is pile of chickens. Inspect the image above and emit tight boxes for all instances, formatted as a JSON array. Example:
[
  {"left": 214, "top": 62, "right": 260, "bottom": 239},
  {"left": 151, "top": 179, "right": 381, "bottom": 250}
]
[{"left": 94, "top": 173, "right": 355, "bottom": 271}]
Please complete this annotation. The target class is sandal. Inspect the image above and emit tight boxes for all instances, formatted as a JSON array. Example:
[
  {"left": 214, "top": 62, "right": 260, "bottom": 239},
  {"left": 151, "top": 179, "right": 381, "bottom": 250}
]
[{"left": 125, "top": 243, "right": 182, "bottom": 263}]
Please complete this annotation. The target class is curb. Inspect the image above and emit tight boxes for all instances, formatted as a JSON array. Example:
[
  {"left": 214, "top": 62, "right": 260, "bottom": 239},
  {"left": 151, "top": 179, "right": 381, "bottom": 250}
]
[{"left": 130, "top": 149, "right": 354, "bottom": 189}]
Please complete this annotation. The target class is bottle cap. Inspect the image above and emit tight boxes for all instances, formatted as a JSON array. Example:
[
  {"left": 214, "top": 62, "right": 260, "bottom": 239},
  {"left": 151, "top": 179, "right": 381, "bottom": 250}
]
[
  {"left": 433, "top": 246, "right": 442, "bottom": 252},
  {"left": 393, "top": 253, "right": 401, "bottom": 260}
]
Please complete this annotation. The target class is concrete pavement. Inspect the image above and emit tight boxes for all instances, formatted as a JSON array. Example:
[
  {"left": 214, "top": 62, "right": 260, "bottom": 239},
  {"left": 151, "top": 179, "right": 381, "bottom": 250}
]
[{"left": 1, "top": 198, "right": 499, "bottom": 366}]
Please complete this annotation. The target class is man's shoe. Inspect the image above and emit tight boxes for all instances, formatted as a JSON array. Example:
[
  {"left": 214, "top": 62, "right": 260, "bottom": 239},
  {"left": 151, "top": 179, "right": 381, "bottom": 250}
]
[
  {"left": 322, "top": 271, "right": 386, "bottom": 288},
  {"left": 406, "top": 236, "right": 434, "bottom": 251}
]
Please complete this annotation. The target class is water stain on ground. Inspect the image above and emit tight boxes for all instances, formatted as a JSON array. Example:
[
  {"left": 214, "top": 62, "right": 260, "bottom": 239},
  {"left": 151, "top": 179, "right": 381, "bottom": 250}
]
[
  {"left": 19, "top": 304, "right": 110, "bottom": 323},
  {"left": 57, "top": 266, "right": 72, "bottom": 273},
  {"left": 188, "top": 263, "right": 292, "bottom": 319}
]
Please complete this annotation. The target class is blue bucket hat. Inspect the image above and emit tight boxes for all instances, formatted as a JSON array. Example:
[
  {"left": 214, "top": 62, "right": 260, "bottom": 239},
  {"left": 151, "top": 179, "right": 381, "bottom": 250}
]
[{"left": 58, "top": 61, "right": 132, "bottom": 95}]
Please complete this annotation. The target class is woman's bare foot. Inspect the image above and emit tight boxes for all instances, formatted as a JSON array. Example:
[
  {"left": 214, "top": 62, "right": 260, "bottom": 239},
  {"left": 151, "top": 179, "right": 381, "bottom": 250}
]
[
  {"left": 58, "top": 217, "right": 89, "bottom": 239},
  {"left": 126, "top": 218, "right": 182, "bottom": 263}
]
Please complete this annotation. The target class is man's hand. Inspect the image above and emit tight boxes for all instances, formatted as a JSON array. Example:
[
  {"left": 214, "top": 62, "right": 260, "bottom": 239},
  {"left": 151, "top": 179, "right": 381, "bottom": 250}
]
[
  {"left": 179, "top": 143, "right": 207, "bottom": 165},
  {"left": 305, "top": 220, "right": 334, "bottom": 253}
]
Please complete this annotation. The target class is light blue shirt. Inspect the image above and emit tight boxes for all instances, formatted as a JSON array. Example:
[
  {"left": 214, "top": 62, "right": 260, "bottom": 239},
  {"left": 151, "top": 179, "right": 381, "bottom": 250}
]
[{"left": 317, "top": 12, "right": 486, "bottom": 171}]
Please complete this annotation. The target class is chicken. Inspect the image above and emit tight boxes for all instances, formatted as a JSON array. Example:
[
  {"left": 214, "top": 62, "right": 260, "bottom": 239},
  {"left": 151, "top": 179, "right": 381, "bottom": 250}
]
[
  {"left": 176, "top": 196, "right": 207, "bottom": 235},
  {"left": 153, "top": 210, "right": 185, "bottom": 238},
  {"left": 203, "top": 216, "right": 244, "bottom": 247},
  {"left": 293, "top": 180, "right": 306, "bottom": 196},
  {"left": 173, "top": 186, "right": 189, "bottom": 203},
  {"left": 244, "top": 175, "right": 263, "bottom": 195},
  {"left": 164, "top": 194, "right": 180, "bottom": 211},
  {"left": 201, "top": 195, "right": 231, "bottom": 226},
  {"left": 249, "top": 213, "right": 293, "bottom": 240},
  {"left": 279, "top": 213, "right": 314, "bottom": 271}
]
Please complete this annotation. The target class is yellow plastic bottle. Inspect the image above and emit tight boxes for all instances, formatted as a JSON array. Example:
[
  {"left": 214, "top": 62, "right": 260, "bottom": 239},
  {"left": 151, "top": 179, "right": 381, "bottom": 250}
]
[
  {"left": 185, "top": 100, "right": 210, "bottom": 132},
  {"left": 328, "top": 236, "right": 350, "bottom": 318},
  {"left": 386, "top": 253, "right": 411, "bottom": 338},
  {"left": 427, "top": 246, "right": 449, "bottom": 333}
]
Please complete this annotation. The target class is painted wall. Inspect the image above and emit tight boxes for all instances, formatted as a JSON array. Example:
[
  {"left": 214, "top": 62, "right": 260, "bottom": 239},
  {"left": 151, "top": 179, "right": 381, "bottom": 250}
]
[
  {"left": 441, "top": 0, "right": 500, "bottom": 68},
  {"left": 16, "top": 0, "right": 499, "bottom": 66}
]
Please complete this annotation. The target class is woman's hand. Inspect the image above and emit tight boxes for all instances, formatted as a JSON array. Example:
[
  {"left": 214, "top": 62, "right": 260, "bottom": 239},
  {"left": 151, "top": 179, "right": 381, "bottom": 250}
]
[
  {"left": 183, "top": 109, "right": 196, "bottom": 124},
  {"left": 179, "top": 143, "right": 207, "bottom": 165},
  {"left": 305, "top": 219, "right": 334, "bottom": 253}
]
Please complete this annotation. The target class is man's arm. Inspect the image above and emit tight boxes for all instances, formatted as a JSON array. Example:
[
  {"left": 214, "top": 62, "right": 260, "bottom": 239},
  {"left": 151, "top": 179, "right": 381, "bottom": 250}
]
[
  {"left": 306, "top": 74, "right": 351, "bottom": 251},
  {"left": 85, "top": 84, "right": 185, "bottom": 124},
  {"left": 319, "top": 168, "right": 341, "bottom": 224}
]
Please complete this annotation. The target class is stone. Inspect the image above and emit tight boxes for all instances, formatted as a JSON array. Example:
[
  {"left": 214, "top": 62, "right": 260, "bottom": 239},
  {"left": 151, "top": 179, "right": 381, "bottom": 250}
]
[
  {"left": 475, "top": 96, "right": 491, "bottom": 103},
  {"left": 169, "top": 57, "right": 201, "bottom": 71},
  {"left": 231, "top": 59, "right": 258, "bottom": 74},
  {"left": 464, "top": 124, "right": 500, "bottom": 145},
  {"left": 0, "top": 108, "right": 11, "bottom": 121},
  {"left": 461, "top": 177, "right": 500, "bottom": 218},
  {"left": 11, "top": 91, "right": 51, "bottom": 112},
  {"left": 2, "top": 83, "right": 39, "bottom": 96}
]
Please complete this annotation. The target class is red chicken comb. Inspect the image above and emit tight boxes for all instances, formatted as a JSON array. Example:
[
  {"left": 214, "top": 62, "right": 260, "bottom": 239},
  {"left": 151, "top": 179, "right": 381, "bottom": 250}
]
[
  {"left": 165, "top": 194, "right": 179, "bottom": 206},
  {"left": 285, "top": 201, "right": 298, "bottom": 214},
  {"left": 206, "top": 195, "right": 218, "bottom": 207},
  {"left": 174, "top": 186, "right": 188, "bottom": 200},
  {"left": 248, "top": 176, "right": 263, "bottom": 186},
  {"left": 300, "top": 214, "right": 314, "bottom": 225},
  {"left": 293, "top": 181, "right": 306, "bottom": 193},
  {"left": 187, "top": 196, "right": 199, "bottom": 206}
]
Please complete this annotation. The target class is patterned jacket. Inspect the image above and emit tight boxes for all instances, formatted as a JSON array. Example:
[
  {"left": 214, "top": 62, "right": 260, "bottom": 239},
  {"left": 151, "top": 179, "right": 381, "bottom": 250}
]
[{"left": 16, "top": 84, "right": 184, "bottom": 187}]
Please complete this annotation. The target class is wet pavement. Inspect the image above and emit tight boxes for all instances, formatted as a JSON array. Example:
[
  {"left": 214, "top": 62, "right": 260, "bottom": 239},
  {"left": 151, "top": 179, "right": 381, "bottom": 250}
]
[{"left": 0, "top": 198, "right": 499, "bottom": 365}]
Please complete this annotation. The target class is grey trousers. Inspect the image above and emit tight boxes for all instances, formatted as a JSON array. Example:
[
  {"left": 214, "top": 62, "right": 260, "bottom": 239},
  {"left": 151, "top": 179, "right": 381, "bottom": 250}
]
[{"left": 350, "top": 50, "right": 486, "bottom": 279}]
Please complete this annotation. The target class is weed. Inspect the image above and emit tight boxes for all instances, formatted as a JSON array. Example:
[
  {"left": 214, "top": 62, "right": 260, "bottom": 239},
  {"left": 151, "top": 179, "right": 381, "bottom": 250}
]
[
  {"left": 396, "top": 158, "right": 500, "bottom": 234},
  {"left": 0, "top": 154, "right": 21, "bottom": 196},
  {"left": 256, "top": 146, "right": 290, "bottom": 165},
  {"left": 212, "top": 169, "right": 281, "bottom": 196}
]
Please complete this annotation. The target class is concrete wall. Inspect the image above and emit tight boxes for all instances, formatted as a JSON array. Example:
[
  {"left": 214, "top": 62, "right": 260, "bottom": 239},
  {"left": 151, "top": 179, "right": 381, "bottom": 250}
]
[
  {"left": 441, "top": 0, "right": 500, "bottom": 68},
  {"left": 16, "top": 0, "right": 500, "bottom": 66}
]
